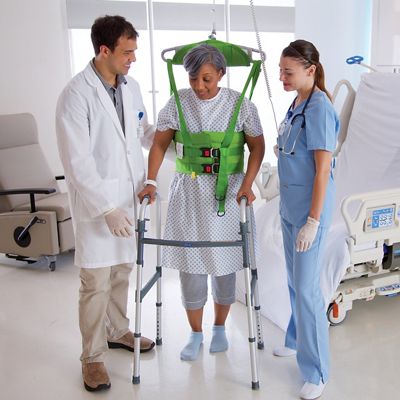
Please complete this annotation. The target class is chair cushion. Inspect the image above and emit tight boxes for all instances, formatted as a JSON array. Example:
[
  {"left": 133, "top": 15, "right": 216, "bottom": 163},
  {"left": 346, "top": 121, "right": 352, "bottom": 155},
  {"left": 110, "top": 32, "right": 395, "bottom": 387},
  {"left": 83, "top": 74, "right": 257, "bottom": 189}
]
[
  {"left": 14, "top": 192, "right": 71, "bottom": 221},
  {"left": 0, "top": 113, "right": 38, "bottom": 149},
  {"left": 0, "top": 113, "right": 60, "bottom": 212}
]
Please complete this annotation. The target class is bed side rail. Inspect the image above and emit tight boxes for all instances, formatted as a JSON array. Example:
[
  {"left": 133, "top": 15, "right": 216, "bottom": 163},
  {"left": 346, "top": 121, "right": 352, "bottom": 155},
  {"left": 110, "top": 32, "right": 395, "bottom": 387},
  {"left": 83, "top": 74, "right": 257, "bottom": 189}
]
[
  {"left": 341, "top": 187, "right": 400, "bottom": 246},
  {"left": 332, "top": 79, "right": 356, "bottom": 158}
]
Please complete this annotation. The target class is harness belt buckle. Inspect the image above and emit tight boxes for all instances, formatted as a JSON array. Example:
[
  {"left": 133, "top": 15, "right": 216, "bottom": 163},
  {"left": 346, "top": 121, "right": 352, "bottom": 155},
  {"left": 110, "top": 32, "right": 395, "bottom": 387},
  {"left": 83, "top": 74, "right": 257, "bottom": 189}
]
[
  {"left": 201, "top": 147, "right": 212, "bottom": 157},
  {"left": 211, "top": 148, "right": 220, "bottom": 158},
  {"left": 202, "top": 163, "right": 219, "bottom": 174},
  {"left": 201, "top": 147, "right": 220, "bottom": 159}
]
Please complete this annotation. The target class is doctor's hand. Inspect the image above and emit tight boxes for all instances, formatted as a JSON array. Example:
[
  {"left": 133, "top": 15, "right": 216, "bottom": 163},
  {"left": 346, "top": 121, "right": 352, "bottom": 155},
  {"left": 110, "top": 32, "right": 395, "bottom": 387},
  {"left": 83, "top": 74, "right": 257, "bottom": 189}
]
[
  {"left": 237, "top": 184, "right": 256, "bottom": 205},
  {"left": 296, "top": 216, "right": 320, "bottom": 252},
  {"left": 104, "top": 208, "right": 134, "bottom": 238}
]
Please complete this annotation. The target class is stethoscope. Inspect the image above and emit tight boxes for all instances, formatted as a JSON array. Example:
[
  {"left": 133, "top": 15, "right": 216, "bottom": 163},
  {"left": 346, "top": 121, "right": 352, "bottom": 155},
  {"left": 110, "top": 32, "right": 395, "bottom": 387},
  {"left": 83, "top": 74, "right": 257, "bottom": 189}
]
[{"left": 278, "top": 83, "right": 316, "bottom": 155}]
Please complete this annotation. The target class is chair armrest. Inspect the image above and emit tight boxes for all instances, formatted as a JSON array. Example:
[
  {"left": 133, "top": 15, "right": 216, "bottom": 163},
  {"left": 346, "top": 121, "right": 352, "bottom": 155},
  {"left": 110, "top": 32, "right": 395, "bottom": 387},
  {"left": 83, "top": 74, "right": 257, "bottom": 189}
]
[
  {"left": 0, "top": 188, "right": 56, "bottom": 196},
  {"left": 0, "top": 188, "right": 56, "bottom": 213}
]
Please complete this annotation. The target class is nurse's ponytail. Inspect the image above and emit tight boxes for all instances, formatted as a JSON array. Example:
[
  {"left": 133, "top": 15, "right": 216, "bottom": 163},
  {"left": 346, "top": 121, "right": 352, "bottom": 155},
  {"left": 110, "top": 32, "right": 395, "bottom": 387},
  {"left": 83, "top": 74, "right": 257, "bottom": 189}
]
[
  {"left": 282, "top": 40, "right": 332, "bottom": 102},
  {"left": 314, "top": 62, "right": 331, "bottom": 102}
]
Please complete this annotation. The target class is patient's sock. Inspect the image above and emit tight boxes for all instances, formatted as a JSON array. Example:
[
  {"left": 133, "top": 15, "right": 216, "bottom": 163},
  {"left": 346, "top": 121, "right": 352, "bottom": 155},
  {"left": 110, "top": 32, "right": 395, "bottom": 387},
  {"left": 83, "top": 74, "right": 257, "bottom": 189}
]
[
  {"left": 209, "top": 325, "right": 228, "bottom": 353},
  {"left": 180, "top": 331, "right": 203, "bottom": 361}
]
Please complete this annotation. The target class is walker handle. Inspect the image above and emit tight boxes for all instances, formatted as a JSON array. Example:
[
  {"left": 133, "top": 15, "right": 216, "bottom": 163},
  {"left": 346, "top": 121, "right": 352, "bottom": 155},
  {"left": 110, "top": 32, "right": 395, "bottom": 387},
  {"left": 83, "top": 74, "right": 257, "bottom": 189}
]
[
  {"left": 239, "top": 195, "right": 249, "bottom": 223},
  {"left": 139, "top": 195, "right": 150, "bottom": 221}
]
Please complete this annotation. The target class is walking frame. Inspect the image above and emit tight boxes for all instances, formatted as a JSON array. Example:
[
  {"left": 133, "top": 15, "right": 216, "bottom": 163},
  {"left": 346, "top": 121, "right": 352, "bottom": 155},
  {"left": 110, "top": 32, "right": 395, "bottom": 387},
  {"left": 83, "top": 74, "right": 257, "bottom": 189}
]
[{"left": 132, "top": 194, "right": 264, "bottom": 390}]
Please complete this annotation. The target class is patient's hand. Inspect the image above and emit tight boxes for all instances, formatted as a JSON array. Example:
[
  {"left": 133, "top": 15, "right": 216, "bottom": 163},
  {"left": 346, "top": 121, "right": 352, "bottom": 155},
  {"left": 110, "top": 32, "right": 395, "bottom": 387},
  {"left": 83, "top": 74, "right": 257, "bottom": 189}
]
[
  {"left": 237, "top": 184, "right": 256, "bottom": 205},
  {"left": 138, "top": 185, "right": 157, "bottom": 204}
]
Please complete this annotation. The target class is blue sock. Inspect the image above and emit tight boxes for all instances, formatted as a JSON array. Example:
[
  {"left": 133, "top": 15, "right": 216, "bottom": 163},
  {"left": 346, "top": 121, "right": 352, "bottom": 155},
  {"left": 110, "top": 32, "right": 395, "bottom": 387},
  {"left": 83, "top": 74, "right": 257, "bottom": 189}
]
[
  {"left": 209, "top": 325, "right": 228, "bottom": 353},
  {"left": 180, "top": 331, "right": 203, "bottom": 361}
]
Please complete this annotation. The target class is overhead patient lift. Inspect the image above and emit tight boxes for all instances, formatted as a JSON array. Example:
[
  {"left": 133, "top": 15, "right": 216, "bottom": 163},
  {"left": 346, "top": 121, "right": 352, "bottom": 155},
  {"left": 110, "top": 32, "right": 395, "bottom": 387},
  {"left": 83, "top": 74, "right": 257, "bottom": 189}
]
[{"left": 132, "top": 38, "right": 266, "bottom": 390}]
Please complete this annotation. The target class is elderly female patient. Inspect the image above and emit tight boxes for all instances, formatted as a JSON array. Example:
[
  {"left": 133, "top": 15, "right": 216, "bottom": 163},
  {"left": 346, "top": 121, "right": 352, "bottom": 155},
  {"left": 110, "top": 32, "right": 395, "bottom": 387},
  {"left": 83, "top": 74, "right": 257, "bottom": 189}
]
[{"left": 139, "top": 44, "right": 264, "bottom": 361}]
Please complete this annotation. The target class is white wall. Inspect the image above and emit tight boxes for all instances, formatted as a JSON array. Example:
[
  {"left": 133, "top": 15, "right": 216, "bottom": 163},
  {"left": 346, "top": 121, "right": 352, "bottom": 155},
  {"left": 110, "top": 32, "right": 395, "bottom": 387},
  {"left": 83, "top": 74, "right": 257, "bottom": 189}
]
[
  {"left": 0, "top": 0, "right": 71, "bottom": 174},
  {"left": 295, "top": 0, "right": 373, "bottom": 92},
  {"left": 0, "top": 0, "right": 384, "bottom": 176},
  {"left": 371, "top": 0, "right": 400, "bottom": 71}
]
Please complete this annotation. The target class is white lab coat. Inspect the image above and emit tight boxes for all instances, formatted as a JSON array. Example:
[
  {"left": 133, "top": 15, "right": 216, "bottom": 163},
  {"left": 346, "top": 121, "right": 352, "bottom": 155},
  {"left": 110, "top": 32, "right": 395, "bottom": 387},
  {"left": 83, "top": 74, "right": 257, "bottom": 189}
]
[{"left": 56, "top": 63, "right": 154, "bottom": 268}]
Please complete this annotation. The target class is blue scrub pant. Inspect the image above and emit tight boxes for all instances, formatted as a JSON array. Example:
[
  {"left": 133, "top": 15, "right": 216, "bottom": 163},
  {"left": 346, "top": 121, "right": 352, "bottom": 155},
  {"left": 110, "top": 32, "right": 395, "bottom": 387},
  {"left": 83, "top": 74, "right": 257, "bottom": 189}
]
[{"left": 281, "top": 217, "right": 329, "bottom": 385}]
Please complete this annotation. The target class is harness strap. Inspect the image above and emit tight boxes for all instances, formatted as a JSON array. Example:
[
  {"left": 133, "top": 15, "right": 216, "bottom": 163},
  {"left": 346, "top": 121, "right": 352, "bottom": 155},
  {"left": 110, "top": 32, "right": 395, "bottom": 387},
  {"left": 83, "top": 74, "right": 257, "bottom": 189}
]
[
  {"left": 167, "top": 59, "right": 262, "bottom": 215},
  {"left": 216, "top": 60, "right": 261, "bottom": 214},
  {"left": 167, "top": 60, "right": 191, "bottom": 147}
]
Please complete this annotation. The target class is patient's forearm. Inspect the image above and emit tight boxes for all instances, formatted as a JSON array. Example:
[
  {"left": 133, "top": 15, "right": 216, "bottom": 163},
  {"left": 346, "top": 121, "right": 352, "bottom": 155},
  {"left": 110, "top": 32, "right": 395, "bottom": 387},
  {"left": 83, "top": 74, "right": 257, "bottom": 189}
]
[
  {"left": 242, "top": 136, "right": 265, "bottom": 187},
  {"left": 147, "top": 144, "right": 167, "bottom": 181}
]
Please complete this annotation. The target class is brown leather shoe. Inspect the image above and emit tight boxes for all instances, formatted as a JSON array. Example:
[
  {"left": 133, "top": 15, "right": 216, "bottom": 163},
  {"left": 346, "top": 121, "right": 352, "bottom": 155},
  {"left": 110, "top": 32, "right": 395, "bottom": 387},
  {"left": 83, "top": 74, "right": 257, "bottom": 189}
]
[
  {"left": 82, "top": 362, "right": 111, "bottom": 392},
  {"left": 108, "top": 331, "right": 155, "bottom": 353}
]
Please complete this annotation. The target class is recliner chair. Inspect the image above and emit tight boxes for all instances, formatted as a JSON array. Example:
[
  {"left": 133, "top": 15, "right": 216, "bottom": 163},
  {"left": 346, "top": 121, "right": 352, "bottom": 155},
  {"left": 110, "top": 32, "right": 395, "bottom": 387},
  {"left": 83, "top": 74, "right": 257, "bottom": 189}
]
[{"left": 0, "top": 113, "right": 74, "bottom": 270}]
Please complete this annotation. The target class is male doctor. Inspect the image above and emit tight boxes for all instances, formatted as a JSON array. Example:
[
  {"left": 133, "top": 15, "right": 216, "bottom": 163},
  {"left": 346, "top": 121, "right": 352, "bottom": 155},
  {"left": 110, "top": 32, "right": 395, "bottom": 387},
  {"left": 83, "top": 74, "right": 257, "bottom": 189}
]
[{"left": 56, "top": 15, "right": 156, "bottom": 392}]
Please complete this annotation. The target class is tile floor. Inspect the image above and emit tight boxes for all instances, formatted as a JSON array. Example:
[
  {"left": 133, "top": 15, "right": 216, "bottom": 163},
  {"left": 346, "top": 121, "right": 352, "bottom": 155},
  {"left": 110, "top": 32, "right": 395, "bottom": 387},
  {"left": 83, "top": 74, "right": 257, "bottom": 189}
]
[{"left": 0, "top": 250, "right": 399, "bottom": 400}]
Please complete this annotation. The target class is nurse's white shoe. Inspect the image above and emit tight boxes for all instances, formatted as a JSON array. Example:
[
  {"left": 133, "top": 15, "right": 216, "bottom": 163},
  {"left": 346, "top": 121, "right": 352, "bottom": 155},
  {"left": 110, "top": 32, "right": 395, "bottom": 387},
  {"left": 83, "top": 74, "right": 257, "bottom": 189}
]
[
  {"left": 272, "top": 346, "right": 297, "bottom": 357},
  {"left": 299, "top": 381, "right": 326, "bottom": 400}
]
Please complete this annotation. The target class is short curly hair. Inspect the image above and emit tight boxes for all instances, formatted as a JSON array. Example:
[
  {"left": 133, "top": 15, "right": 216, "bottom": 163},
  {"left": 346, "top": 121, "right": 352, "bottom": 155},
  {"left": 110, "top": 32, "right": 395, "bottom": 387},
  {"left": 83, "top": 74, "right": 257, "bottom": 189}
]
[{"left": 183, "top": 44, "right": 226, "bottom": 78}]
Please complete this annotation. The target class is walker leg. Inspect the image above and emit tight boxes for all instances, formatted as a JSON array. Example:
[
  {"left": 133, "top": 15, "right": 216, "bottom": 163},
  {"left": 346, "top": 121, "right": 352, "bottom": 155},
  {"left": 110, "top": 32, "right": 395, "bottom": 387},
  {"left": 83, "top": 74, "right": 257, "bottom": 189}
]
[
  {"left": 246, "top": 207, "right": 264, "bottom": 350},
  {"left": 133, "top": 220, "right": 145, "bottom": 385},
  {"left": 133, "top": 261, "right": 143, "bottom": 384},
  {"left": 240, "top": 217, "right": 260, "bottom": 390},
  {"left": 155, "top": 197, "right": 162, "bottom": 346},
  {"left": 156, "top": 267, "right": 162, "bottom": 345},
  {"left": 252, "top": 284, "right": 264, "bottom": 350},
  {"left": 243, "top": 266, "right": 260, "bottom": 389}
]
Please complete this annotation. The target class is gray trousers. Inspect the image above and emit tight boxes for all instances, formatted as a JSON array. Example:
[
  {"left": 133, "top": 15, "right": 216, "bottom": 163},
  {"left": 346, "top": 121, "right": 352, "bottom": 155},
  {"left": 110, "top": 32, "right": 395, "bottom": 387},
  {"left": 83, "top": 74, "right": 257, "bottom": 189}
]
[{"left": 179, "top": 271, "right": 236, "bottom": 310}]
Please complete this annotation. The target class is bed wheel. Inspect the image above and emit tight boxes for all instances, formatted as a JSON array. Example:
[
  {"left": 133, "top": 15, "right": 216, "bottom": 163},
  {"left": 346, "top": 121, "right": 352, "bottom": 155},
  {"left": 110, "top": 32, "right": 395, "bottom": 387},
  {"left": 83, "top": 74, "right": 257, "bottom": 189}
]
[
  {"left": 48, "top": 261, "right": 56, "bottom": 271},
  {"left": 327, "top": 302, "right": 347, "bottom": 326}
]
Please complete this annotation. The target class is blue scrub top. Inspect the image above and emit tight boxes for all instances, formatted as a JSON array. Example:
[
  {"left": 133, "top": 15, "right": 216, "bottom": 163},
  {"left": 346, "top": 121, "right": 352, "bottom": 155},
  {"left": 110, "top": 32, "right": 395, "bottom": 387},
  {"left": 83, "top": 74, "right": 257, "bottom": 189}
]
[{"left": 277, "top": 91, "right": 340, "bottom": 228}]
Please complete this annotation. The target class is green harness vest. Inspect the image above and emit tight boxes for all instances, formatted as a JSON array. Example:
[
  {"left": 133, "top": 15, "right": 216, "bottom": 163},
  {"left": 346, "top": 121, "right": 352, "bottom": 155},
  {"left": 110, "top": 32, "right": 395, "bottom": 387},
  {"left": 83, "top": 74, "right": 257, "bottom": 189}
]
[{"left": 166, "top": 40, "right": 261, "bottom": 215}]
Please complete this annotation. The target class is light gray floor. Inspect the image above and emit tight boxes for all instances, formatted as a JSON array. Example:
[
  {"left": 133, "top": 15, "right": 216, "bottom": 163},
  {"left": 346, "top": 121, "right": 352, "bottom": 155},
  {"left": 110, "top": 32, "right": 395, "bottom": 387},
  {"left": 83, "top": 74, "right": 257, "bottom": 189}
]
[{"left": 1, "top": 250, "right": 399, "bottom": 400}]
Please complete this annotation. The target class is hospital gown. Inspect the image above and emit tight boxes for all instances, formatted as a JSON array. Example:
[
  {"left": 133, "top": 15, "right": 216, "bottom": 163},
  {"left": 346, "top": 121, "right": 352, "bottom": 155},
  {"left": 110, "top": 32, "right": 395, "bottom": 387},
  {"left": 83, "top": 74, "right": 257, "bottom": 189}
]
[{"left": 157, "top": 87, "right": 263, "bottom": 276}]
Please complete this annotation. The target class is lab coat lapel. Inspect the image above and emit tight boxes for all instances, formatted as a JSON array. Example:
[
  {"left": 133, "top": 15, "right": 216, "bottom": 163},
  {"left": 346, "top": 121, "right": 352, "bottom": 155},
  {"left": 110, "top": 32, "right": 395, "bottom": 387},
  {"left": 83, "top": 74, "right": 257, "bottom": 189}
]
[
  {"left": 96, "top": 87, "right": 126, "bottom": 142},
  {"left": 122, "top": 83, "right": 137, "bottom": 142},
  {"left": 83, "top": 64, "right": 126, "bottom": 142}
]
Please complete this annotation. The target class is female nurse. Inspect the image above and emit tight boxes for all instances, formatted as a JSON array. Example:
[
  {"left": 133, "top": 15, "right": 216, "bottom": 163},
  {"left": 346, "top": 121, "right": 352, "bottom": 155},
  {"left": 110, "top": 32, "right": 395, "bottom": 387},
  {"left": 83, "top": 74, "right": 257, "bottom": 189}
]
[{"left": 274, "top": 40, "right": 340, "bottom": 400}]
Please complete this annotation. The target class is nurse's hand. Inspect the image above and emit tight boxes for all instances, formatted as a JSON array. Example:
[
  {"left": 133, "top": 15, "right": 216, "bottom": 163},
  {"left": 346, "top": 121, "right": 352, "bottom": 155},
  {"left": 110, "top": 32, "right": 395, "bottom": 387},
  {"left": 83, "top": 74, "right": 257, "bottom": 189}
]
[
  {"left": 237, "top": 184, "right": 256, "bottom": 205},
  {"left": 273, "top": 144, "right": 279, "bottom": 158},
  {"left": 104, "top": 208, "right": 134, "bottom": 238},
  {"left": 296, "top": 216, "right": 320, "bottom": 252}
]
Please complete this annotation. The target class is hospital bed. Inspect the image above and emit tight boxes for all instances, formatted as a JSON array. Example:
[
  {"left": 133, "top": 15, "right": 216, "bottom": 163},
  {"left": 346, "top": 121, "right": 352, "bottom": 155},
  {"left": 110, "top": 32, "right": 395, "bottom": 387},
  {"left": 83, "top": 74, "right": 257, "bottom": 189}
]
[{"left": 236, "top": 72, "right": 400, "bottom": 330}]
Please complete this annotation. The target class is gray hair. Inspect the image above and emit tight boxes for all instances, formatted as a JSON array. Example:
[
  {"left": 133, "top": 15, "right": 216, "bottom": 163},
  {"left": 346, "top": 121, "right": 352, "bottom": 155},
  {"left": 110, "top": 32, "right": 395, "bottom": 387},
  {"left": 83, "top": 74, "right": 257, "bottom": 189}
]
[{"left": 183, "top": 44, "right": 226, "bottom": 78}]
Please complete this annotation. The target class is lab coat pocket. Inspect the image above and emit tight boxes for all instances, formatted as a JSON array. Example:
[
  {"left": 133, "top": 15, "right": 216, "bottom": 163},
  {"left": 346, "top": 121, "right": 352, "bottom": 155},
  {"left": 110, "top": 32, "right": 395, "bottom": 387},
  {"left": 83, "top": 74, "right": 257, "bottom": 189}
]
[
  {"left": 73, "top": 179, "right": 120, "bottom": 223},
  {"left": 103, "top": 178, "right": 120, "bottom": 206},
  {"left": 69, "top": 186, "right": 92, "bottom": 223}
]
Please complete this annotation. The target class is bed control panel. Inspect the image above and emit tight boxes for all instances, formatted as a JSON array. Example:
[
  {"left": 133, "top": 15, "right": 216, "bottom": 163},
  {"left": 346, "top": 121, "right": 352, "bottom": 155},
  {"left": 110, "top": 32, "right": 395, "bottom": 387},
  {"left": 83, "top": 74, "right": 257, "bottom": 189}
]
[
  {"left": 376, "top": 283, "right": 400, "bottom": 296},
  {"left": 365, "top": 204, "right": 396, "bottom": 232}
]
